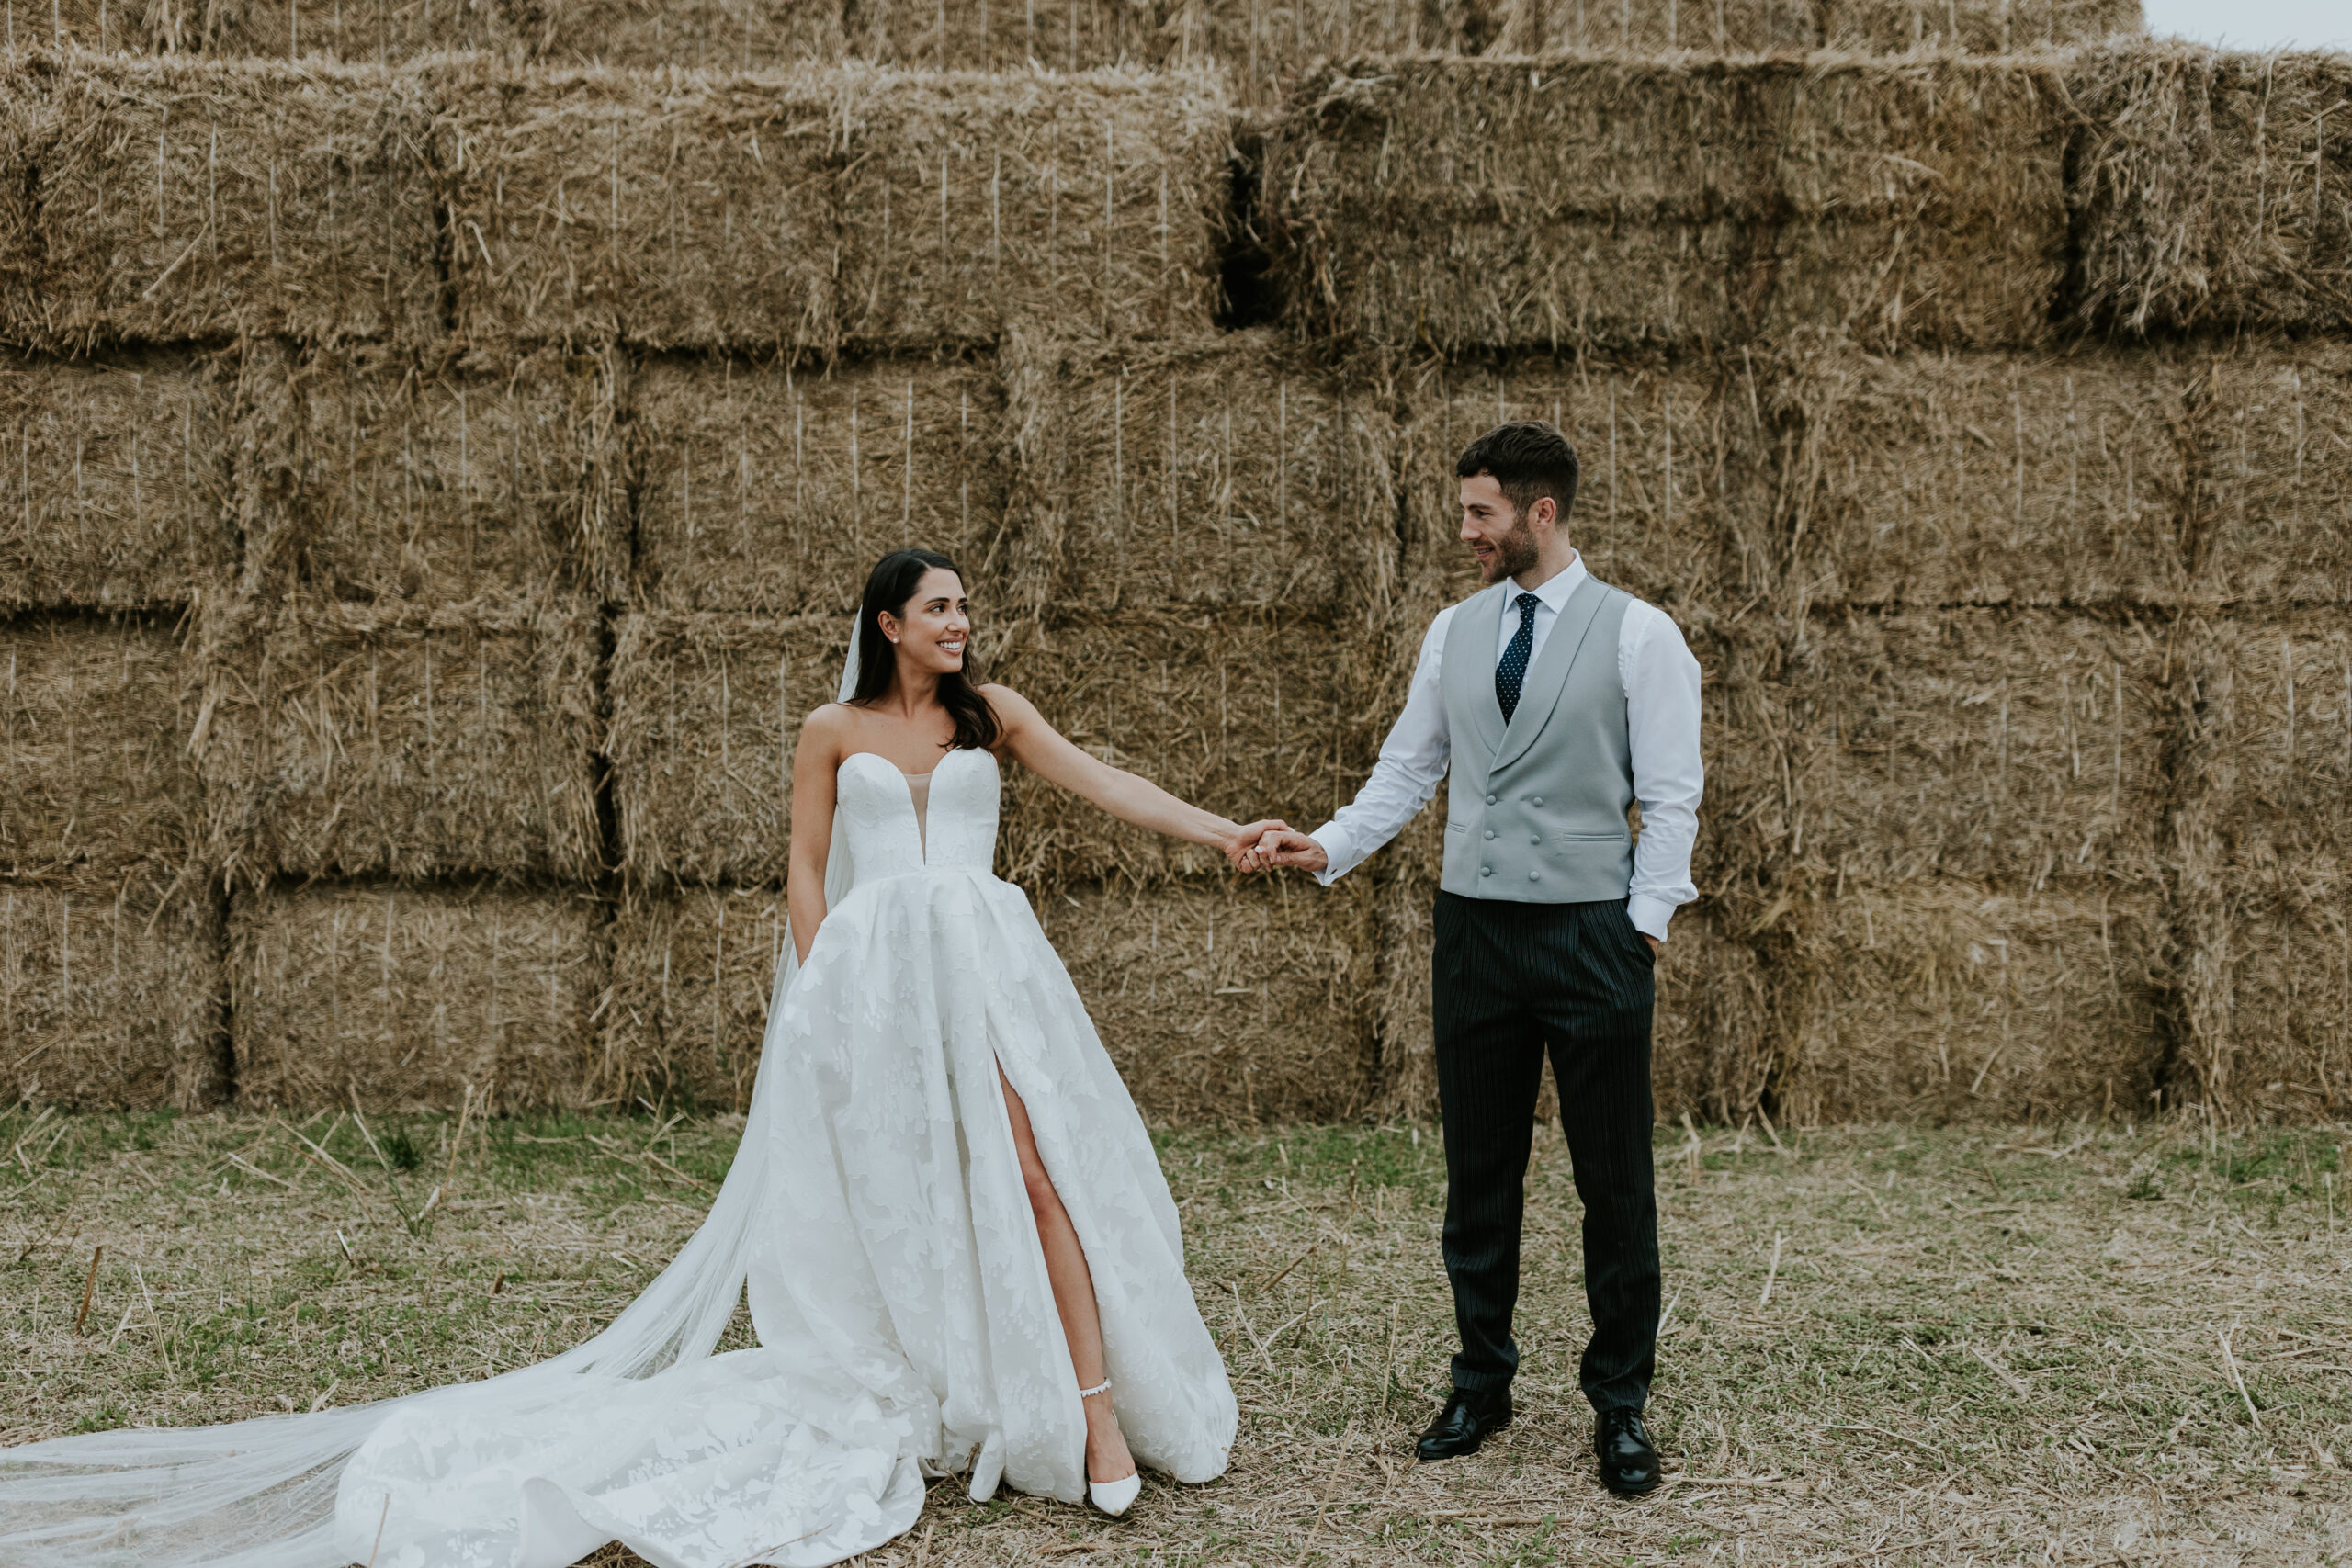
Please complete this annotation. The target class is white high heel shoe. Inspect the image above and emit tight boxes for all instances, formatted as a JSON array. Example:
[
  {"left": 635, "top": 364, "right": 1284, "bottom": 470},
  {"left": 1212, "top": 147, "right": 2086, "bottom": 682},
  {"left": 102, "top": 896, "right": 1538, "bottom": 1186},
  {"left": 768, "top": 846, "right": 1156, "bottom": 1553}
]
[{"left": 1080, "top": 1379, "right": 1141, "bottom": 1517}]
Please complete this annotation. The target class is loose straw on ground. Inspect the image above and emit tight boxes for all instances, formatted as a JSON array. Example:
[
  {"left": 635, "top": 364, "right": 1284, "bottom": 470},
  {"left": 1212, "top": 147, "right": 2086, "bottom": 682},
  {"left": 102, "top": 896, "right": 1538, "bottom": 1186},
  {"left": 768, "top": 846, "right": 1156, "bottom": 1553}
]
[
  {"left": 2219, "top": 1324, "right": 2261, "bottom": 1428},
  {"left": 74, "top": 1245, "right": 101, "bottom": 1334},
  {"left": 445, "top": 1083, "right": 476, "bottom": 1190}
]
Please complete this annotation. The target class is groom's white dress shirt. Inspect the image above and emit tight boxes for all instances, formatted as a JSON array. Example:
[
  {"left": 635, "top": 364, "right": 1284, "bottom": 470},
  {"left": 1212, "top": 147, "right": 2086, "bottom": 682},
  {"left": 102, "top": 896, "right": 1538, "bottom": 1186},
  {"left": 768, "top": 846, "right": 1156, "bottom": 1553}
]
[{"left": 1306, "top": 554, "right": 1704, "bottom": 942}]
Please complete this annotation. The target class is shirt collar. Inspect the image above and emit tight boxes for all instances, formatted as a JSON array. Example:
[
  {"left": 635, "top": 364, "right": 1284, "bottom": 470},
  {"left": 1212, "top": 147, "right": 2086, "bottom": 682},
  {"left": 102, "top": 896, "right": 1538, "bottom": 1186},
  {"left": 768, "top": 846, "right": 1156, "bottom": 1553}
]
[{"left": 1510, "top": 551, "right": 1585, "bottom": 615}]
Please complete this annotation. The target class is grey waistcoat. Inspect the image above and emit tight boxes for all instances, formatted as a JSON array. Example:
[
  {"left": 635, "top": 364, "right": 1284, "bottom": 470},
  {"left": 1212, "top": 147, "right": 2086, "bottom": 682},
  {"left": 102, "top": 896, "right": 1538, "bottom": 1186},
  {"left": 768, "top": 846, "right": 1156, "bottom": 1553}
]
[{"left": 1438, "top": 574, "right": 1635, "bottom": 904}]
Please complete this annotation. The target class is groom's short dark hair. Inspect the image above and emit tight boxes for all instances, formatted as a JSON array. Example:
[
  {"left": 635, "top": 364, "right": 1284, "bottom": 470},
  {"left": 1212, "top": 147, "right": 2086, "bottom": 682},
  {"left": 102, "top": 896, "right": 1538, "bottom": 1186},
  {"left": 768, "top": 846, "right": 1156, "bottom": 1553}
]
[{"left": 1457, "top": 422, "right": 1578, "bottom": 525}]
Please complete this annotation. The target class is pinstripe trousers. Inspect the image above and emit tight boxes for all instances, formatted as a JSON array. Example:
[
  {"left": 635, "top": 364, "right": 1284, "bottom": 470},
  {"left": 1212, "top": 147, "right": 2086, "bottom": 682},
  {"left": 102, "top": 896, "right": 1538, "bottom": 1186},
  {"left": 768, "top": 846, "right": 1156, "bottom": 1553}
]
[{"left": 1430, "top": 891, "right": 1660, "bottom": 1413}]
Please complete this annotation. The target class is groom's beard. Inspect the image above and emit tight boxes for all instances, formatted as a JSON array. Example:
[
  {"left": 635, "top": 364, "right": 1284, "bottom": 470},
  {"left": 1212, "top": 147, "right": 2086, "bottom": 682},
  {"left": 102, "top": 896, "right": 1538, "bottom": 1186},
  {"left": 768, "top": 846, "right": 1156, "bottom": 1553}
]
[{"left": 1479, "top": 517, "right": 1541, "bottom": 583}]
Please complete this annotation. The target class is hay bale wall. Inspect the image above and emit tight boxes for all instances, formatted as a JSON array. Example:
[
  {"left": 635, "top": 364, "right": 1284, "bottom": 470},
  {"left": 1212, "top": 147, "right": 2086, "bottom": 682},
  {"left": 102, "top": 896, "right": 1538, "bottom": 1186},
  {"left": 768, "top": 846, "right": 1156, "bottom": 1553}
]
[
  {"left": 1782, "top": 882, "right": 2168, "bottom": 1122},
  {"left": 2169, "top": 616, "right": 2351, "bottom": 1120},
  {"left": 1, "top": 615, "right": 201, "bottom": 880},
  {"left": 1263, "top": 58, "right": 1772, "bottom": 354},
  {"left": 1817, "top": 0, "right": 2139, "bottom": 51},
  {"left": 1262, "top": 56, "right": 2071, "bottom": 355},
  {"left": 606, "top": 612, "right": 838, "bottom": 886},
  {"left": 1496, "top": 0, "right": 2137, "bottom": 52},
  {"left": 1041, "top": 874, "right": 1379, "bottom": 1123},
  {"left": 845, "top": 0, "right": 1169, "bottom": 78},
  {"left": 2070, "top": 46, "right": 2352, "bottom": 337},
  {"left": 21, "top": 37, "right": 2352, "bottom": 1129},
  {"left": 1174, "top": 0, "right": 1481, "bottom": 104},
  {"left": 435, "top": 62, "right": 1230, "bottom": 353},
  {"left": 2191, "top": 342, "right": 2352, "bottom": 607},
  {"left": 2, "top": 55, "right": 441, "bottom": 350},
  {"left": 2175, "top": 865, "right": 2349, "bottom": 1122},
  {"left": 1775, "top": 344, "right": 2191, "bottom": 608},
  {"left": 1780, "top": 610, "right": 2174, "bottom": 889},
  {"left": 2177, "top": 616, "right": 2352, "bottom": 873},
  {"left": 1762, "top": 62, "right": 2073, "bottom": 349},
  {"left": 628, "top": 353, "right": 1007, "bottom": 615},
  {"left": 1494, "top": 0, "right": 1818, "bottom": 52},
  {"left": 828, "top": 67, "right": 1231, "bottom": 347},
  {"left": 31, "top": 0, "right": 512, "bottom": 61},
  {"left": 196, "top": 600, "right": 602, "bottom": 885},
  {"left": 229, "top": 880, "right": 603, "bottom": 1110},
  {"left": 0, "top": 870, "right": 223, "bottom": 1109},
  {"left": 529, "top": 0, "right": 845, "bottom": 71},
  {"left": 989, "top": 608, "right": 1384, "bottom": 889},
  {"left": 845, "top": 0, "right": 1490, "bottom": 95},
  {"left": 603, "top": 883, "right": 787, "bottom": 1110},
  {"left": 8, "top": 0, "right": 2146, "bottom": 86},
  {"left": 435, "top": 63, "right": 844, "bottom": 351},
  {"left": 238, "top": 342, "right": 621, "bottom": 605},
  {"left": 1003, "top": 331, "right": 1399, "bottom": 615},
  {"left": 0, "top": 350, "right": 233, "bottom": 609}
]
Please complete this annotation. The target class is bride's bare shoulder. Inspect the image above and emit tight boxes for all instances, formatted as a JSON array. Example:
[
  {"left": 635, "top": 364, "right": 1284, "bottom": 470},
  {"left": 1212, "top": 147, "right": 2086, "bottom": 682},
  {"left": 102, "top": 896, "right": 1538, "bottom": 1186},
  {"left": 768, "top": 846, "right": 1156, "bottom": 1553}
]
[
  {"left": 977, "top": 682, "right": 1041, "bottom": 728},
  {"left": 797, "top": 702, "right": 860, "bottom": 752}
]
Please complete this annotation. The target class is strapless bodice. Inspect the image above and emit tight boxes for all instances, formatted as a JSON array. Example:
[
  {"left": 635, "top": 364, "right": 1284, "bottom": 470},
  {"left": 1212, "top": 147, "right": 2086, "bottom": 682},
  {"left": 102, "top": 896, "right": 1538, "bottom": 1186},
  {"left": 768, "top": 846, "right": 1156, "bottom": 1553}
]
[{"left": 834, "top": 747, "right": 1000, "bottom": 884}]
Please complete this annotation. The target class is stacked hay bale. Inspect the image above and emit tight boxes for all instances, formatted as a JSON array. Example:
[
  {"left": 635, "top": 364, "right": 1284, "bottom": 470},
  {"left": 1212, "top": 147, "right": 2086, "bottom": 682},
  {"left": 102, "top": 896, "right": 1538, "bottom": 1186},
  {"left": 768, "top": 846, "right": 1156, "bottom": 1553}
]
[
  {"left": 13, "top": 5, "right": 2351, "bottom": 1131},
  {"left": 1263, "top": 55, "right": 2078, "bottom": 356},
  {"left": 1744, "top": 337, "right": 2195, "bottom": 1121},
  {"left": 1256, "top": 25, "right": 2329, "bottom": 1130},
  {"left": 2064, "top": 50, "right": 2352, "bottom": 1122},
  {"left": 0, "top": 278, "right": 232, "bottom": 1109},
  {"left": 187, "top": 146, "right": 615, "bottom": 1111},
  {"left": 585, "top": 62, "right": 1387, "bottom": 1123},
  {"left": 1263, "top": 53, "right": 2058, "bottom": 1122},
  {"left": 0, "top": 612, "right": 222, "bottom": 1107},
  {"left": 986, "top": 327, "right": 1402, "bottom": 1120},
  {"left": 19, "top": 0, "right": 2138, "bottom": 100},
  {"left": 2165, "top": 347, "right": 2352, "bottom": 1122}
]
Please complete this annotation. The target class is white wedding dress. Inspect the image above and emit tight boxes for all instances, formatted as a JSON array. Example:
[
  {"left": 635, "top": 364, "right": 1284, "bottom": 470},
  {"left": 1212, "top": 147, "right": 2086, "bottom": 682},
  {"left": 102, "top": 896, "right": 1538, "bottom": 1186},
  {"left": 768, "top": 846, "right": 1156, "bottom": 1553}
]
[{"left": 0, "top": 741, "right": 1238, "bottom": 1568}]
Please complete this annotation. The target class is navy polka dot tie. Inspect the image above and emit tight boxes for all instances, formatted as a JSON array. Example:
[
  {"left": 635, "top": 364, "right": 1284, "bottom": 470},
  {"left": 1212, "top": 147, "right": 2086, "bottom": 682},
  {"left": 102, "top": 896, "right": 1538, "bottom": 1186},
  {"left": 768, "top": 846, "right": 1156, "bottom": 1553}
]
[{"left": 1495, "top": 592, "right": 1542, "bottom": 724}]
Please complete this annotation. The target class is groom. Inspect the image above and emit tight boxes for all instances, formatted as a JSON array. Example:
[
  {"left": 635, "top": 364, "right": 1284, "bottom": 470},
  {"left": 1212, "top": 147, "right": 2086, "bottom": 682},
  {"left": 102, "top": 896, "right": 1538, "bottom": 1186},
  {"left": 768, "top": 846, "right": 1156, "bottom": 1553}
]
[{"left": 1253, "top": 422, "right": 1702, "bottom": 1495}]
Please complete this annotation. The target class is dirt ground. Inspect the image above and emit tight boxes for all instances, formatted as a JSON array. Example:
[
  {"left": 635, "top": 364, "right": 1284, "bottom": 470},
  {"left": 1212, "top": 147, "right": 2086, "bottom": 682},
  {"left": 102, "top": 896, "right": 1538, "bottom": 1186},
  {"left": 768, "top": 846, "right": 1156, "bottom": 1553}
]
[{"left": 4, "top": 1107, "right": 2349, "bottom": 1566}]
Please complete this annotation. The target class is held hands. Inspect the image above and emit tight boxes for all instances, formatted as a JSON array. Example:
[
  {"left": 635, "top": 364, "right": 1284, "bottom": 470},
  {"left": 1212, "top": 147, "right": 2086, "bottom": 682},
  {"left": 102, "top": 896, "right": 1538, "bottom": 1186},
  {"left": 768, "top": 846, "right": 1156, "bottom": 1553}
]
[
  {"left": 1247, "top": 827, "right": 1328, "bottom": 875},
  {"left": 1212, "top": 819, "right": 1325, "bottom": 875},
  {"left": 1218, "top": 820, "right": 1295, "bottom": 874}
]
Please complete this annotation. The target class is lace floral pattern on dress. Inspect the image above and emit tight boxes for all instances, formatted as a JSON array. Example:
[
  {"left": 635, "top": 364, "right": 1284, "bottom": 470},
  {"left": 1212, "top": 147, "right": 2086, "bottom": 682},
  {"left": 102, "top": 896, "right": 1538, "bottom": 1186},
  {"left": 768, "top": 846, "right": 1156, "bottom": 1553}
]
[{"left": 318, "top": 747, "right": 1235, "bottom": 1567}]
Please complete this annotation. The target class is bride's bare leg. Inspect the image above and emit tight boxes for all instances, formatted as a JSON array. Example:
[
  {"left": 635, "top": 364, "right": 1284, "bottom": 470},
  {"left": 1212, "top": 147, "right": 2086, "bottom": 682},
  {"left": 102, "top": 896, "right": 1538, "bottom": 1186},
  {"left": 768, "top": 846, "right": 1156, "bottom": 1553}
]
[{"left": 1000, "top": 1065, "right": 1137, "bottom": 1486}]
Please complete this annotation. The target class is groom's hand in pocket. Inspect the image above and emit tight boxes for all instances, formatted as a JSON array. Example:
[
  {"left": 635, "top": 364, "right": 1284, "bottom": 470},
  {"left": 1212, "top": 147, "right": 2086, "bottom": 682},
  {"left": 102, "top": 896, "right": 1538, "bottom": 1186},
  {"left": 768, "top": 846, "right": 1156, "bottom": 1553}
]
[
  {"left": 1221, "top": 819, "right": 1293, "bottom": 874},
  {"left": 1254, "top": 828, "right": 1328, "bottom": 874}
]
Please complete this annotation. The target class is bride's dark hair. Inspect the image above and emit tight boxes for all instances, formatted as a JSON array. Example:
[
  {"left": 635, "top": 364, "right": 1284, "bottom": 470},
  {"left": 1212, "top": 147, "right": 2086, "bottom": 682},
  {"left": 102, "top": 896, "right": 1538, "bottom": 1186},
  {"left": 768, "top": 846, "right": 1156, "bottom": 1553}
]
[{"left": 850, "top": 548, "right": 1001, "bottom": 752}]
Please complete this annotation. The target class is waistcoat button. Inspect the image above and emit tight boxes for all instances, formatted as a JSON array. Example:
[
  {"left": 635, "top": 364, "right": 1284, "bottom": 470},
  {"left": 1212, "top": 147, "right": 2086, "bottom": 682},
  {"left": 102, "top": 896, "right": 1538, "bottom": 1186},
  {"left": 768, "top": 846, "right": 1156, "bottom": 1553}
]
[
  {"left": 1485, "top": 793, "right": 1497, "bottom": 806},
  {"left": 1531, "top": 835, "right": 1543, "bottom": 846},
  {"left": 1480, "top": 865, "right": 1493, "bottom": 877},
  {"left": 1483, "top": 829, "right": 1495, "bottom": 840},
  {"left": 1528, "top": 870, "right": 1541, "bottom": 881},
  {"left": 1531, "top": 796, "right": 1544, "bottom": 807}
]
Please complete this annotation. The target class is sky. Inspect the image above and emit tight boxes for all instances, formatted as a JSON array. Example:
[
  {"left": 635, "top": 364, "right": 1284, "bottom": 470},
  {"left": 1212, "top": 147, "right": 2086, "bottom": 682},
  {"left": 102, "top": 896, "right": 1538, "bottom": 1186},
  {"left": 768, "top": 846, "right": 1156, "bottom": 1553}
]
[{"left": 2143, "top": 0, "right": 2352, "bottom": 50}]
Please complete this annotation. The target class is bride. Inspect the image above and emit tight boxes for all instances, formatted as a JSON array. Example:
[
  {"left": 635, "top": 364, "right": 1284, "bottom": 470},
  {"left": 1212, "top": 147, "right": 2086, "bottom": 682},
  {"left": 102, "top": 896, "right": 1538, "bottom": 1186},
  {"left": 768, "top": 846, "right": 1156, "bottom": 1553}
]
[{"left": 0, "top": 548, "right": 1282, "bottom": 1568}]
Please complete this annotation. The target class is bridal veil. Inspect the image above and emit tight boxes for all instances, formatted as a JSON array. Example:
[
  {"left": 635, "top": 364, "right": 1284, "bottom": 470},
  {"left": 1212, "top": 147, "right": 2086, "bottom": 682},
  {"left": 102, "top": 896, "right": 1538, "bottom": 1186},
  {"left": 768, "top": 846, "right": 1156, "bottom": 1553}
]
[{"left": 0, "top": 636, "right": 872, "bottom": 1568}]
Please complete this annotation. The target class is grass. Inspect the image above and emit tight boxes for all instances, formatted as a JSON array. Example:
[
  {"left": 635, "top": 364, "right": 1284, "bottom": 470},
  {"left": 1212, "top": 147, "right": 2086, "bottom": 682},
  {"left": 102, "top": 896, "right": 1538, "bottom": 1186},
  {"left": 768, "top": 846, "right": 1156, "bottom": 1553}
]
[{"left": 4, "top": 1107, "right": 2351, "bottom": 1564}]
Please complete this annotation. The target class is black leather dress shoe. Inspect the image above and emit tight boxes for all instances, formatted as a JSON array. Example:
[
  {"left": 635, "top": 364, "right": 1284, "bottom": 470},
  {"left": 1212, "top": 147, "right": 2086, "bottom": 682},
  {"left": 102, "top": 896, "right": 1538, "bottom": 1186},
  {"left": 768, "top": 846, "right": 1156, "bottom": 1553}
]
[
  {"left": 1415, "top": 1388, "right": 1512, "bottom": 1461},
  {"left": 1595, "top": 1407, "right": 1661, "bottom": 1495}
]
